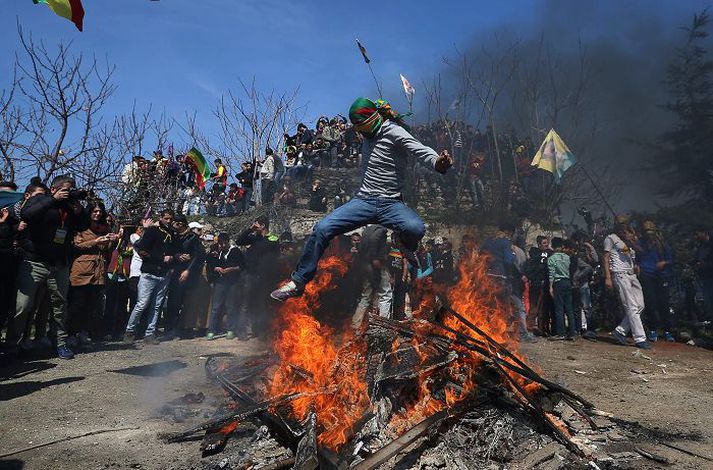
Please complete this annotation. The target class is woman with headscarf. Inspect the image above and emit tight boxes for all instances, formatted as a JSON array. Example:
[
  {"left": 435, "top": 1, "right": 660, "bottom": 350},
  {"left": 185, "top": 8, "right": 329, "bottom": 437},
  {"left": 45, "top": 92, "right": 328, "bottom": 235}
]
[
  {"left": 67, "top": 201, "right": 118, "bottom": 344},
  {"left": 271, "top": 97, "right": 452, "bottom": 301}
]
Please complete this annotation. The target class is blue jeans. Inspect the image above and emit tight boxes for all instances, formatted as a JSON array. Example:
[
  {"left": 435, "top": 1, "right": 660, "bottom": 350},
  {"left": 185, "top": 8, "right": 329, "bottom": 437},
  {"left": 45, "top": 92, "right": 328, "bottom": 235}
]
[
  {"left": 242, "top": 188, "right": 253, "bottom": 212},
  {"left": 125, "top": 272, "right": 170, "bottom": 337},
  {"left": 510, "top": 294, "right": 530, "bottom": 338},
  {"left": 468, "top": 176, "right": 485, "bottom": 207},
  {"left": 292, "top": 197, "right": 426, "bottom": 285},
  {"left": 578, "top": 284, "right": 593, "bottom": 331},
  {"left": 553, "top": 279, "right": 575, "bottom": 337},
  {"left": 207, "top": 281, "right": 242, "bottom": 334}
]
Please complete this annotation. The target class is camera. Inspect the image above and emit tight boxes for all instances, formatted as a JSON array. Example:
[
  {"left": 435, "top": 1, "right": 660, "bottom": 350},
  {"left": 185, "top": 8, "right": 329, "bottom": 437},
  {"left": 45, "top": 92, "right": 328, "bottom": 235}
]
[{"left": 68, "top": 188, "right": 88, "bottom": 200}]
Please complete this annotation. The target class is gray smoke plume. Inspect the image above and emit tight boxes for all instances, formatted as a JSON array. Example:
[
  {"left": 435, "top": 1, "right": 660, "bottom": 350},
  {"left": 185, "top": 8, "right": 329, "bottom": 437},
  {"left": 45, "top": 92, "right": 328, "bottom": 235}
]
[{"left": 408, "top": 0, "right": 709, "bottom": 213}]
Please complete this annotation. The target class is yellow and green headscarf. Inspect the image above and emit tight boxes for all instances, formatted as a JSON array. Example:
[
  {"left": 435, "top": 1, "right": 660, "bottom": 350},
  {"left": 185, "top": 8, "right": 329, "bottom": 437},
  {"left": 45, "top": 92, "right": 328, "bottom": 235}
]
[{"left": 349, "top": 97, "right": 409, "bottom": 137}]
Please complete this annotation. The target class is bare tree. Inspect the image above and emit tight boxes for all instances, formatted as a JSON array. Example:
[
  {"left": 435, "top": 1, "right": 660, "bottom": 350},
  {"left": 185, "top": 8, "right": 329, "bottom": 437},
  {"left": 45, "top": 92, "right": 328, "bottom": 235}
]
[
  {"left": 13, "top": 23, "right": 116, "bottom": 183},
  {"left": 214, "top": 78, "right": 302, "bottom": 205},
  {"left": 447, "top": 34, "right": 520, "bottom": 186},
  {"left": 114, "top": 102, "right": 153, "bottom": 159},
  {"left": 0, "top": 68, "right": 23, "bottom": 181},
  {"left": 508, "top": 35, "right": 622, "bottom": 220}
]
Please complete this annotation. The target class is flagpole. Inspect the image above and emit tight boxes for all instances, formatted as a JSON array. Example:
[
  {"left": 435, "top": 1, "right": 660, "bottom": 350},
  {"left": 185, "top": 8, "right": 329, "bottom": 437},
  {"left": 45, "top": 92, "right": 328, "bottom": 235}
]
[
  {"left": 356, "top": 39, "right": 382, "bottom": 99},
  {"left": 367, "top": 62, "right": 383, "bottom": 99},
  {"left": 578, "top": 164, "right": 617, "bottom": 218}
]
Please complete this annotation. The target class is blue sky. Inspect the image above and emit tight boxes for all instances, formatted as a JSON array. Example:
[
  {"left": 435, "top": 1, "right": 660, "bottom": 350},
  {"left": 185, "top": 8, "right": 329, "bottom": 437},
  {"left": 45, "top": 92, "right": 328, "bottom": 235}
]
[
  {"left": 1, "top": 0, "right": 710, "bottom": 153},
  {"left": 0, "top": 0, "right": 542, "bottom": 136}
]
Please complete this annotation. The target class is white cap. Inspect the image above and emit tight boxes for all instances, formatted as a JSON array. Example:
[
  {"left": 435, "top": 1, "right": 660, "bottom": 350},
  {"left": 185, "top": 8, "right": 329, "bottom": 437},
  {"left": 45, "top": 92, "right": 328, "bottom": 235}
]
[{"left": 188, "top": 221, "right": 204, "bottom": 229}]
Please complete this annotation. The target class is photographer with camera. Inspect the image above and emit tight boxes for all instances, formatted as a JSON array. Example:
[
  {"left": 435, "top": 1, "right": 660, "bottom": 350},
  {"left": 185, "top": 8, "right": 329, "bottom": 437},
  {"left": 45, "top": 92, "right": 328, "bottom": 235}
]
[{"left": 5, "top": 175, "right": 90, "bottom": 360}]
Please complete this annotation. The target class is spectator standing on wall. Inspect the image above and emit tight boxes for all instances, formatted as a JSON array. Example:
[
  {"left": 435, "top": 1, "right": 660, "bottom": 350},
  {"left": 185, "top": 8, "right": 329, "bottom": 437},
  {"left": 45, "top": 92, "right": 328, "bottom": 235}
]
[
  {"left": 259, "top": 149, "right": 277, "bottom": 205},
  {"left": 237, "top": 162, "right": 255, "bottom": 212}
]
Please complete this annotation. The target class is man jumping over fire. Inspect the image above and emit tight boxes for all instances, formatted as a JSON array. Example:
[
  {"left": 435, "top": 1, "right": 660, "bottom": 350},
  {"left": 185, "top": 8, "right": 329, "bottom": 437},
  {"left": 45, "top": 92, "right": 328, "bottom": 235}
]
[{"left": 270, "top": 97, "right": 453, "bottom": 301}]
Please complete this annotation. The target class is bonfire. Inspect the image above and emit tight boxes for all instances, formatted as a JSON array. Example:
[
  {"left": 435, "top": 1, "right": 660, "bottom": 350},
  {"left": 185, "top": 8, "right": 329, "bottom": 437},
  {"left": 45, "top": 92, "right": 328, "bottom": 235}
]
[{"left": 163, "top": 254, "right": 606, "bottom": 469}]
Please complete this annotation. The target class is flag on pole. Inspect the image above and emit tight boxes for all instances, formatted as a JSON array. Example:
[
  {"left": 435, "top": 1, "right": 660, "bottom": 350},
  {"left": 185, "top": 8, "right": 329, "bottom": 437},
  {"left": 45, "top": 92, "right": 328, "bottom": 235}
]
[
  {"left": 32, "top": 0, "right": 85, "bottom": 31},
  {"left": 356, "top": 39, "right": 370, "bottom": 64},
  {"left": 530, "top": 129, "right": 576, "bottom": 182},
  {"left": 184, "top": 147, "right": 211, "bottom": 189},
  {"left": 400, "top": 74, "right": 415, "bottom": 99}
]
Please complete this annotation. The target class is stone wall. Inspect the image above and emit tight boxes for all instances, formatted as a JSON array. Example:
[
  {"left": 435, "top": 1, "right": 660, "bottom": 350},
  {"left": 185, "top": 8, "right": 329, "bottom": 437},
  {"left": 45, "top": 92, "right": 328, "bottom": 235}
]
[{"left": 200, "top": 166, "right": 548, "bottom": 247}]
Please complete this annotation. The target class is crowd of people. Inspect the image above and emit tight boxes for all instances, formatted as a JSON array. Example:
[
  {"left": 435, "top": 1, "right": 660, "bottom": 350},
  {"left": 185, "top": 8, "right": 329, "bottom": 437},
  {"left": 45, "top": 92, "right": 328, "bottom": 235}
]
[
  {"left": 0, "top": 174, "right": 294, "bottom": 360},
  {"left": 1, "top": 169, "right": 712, "bottom": 362},
  {"left": 115, "top": 116, "right": 538, "bottom": 221},
  {"left": 118, "top": 115, "right": 365, "bottom": 219},
  {"left": 481, "top": 217, "right": 713, "bottom": 348},
  {"left": 1, "top": 102, "right": 712, "bottom": 363}
]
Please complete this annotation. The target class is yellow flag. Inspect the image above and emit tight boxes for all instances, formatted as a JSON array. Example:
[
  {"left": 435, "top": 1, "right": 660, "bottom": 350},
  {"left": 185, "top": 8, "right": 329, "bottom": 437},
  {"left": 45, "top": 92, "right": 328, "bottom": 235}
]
[{"left": 530, "top": 129, "right": 576, "bottom": 182}]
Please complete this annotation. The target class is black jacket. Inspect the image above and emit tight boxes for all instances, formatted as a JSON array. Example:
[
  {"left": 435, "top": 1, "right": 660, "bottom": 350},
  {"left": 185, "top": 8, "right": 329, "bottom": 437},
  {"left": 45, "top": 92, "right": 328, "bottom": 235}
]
[
  {"left": 525, "top": 248, "right": 553, "bottom": 286},
  {"left": 0, "top": 215, "right": 19, "bottom": 259},
  {"left": 136, "top": 225, "right": 175, "bottom": 276},
  {"left": 432, "top": 250, "right": 454, "bottom": 285},
  {"left": 172, "top": 231, "right": 205, "bottom": 277},
  {"left": 213, "top": 246, "right": 245, "bottom": 284},
  {"left": 20, "top": 195, "right": 90, "bottom": 266},
  {"left": 236, "top": 170, "right": 254, "bottom": 190},
  {"left": 235, "top": 229, "right": 279, "bottom": 277}
]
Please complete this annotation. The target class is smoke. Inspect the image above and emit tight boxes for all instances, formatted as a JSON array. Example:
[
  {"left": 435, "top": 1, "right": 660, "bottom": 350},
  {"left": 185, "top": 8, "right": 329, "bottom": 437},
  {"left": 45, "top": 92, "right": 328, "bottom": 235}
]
[{"left": 413, "top": 0, "right": 707, "bottom": 212}]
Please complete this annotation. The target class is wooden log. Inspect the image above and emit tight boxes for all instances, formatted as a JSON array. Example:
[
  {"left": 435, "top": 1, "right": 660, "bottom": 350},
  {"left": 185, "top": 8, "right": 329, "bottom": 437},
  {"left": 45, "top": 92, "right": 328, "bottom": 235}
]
[
  {"left": 444, "top": 306, "right": 595, "bottom": 409},
  {"left": 259, "top": 457, "right": 296, "bottom": 470},
  {"left": 294, "top": 411, "right": 319, "bottom": 470},
  {"left": 159, "top": 392, "right": 302, "bottom": 443},
  {"left": 659, "top": 442, "right": 713, "bottom": 462},
  {"left": 351, "top": 410, "right": 450, "bottom": 470}
]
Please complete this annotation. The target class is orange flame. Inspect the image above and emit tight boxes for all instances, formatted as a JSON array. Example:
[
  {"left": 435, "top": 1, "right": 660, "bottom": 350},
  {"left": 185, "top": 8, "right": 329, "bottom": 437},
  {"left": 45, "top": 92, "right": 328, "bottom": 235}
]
[
  {"left": 218, "top": 420, "right": 240, "bottom": 435},
  {"left": 267, "top": 257, "right": 371, "bottom": 449},
  {"left": 265, "top": 251, "right": 542, "bottom": 451}
]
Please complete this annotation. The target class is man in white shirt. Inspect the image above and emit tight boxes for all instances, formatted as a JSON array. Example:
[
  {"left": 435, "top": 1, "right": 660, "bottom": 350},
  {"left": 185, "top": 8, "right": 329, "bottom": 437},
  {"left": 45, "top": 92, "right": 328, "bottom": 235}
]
[
  {"left": 259, "top": 149, "right": 277, "bottom": 205},
  {"left": 603, "top": 221, "right": 651, "bottom": 349}
]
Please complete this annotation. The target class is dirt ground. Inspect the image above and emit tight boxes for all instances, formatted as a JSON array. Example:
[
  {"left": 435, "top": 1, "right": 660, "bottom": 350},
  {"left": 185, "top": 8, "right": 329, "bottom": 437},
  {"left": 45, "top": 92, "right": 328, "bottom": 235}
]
[{"left": 1, "top": 335, "right": 712, "bottom": 470}]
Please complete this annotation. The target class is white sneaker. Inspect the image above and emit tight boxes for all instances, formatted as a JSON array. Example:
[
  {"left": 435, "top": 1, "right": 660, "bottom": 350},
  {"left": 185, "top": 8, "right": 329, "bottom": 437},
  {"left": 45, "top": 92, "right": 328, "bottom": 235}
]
[{"left": 270, "top": 280, "right": 304, "bottom": 302}]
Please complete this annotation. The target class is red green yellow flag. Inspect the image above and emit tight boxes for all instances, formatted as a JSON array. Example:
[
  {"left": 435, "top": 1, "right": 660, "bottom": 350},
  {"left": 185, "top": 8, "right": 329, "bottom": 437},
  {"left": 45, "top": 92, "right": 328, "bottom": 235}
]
[
  {"left": 185, "top": 147, "right": 211, "bottom": 190},
  {"left": 33, "top": 0, "right": 85, "bottom": 32}
]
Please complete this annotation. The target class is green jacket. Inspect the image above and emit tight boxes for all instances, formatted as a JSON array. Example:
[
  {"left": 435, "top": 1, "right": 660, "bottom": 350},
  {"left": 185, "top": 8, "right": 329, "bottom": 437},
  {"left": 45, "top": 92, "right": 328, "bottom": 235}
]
[{"left": 548, "top": 251, "right": 571, "bottom": 285}]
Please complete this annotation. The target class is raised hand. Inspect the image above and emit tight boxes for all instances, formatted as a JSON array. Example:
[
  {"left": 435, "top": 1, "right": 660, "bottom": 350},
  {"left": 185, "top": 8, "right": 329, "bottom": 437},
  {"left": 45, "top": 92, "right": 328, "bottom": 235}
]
[{"left": 435, "top": 150, "right": 453, "bottom": 174}]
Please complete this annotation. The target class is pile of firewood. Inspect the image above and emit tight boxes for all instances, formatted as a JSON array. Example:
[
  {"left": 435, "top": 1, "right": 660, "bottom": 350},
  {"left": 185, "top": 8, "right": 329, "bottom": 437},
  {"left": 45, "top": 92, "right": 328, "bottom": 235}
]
[{"left": 158, "top": 301, "right": 641, "bottom": 469}]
